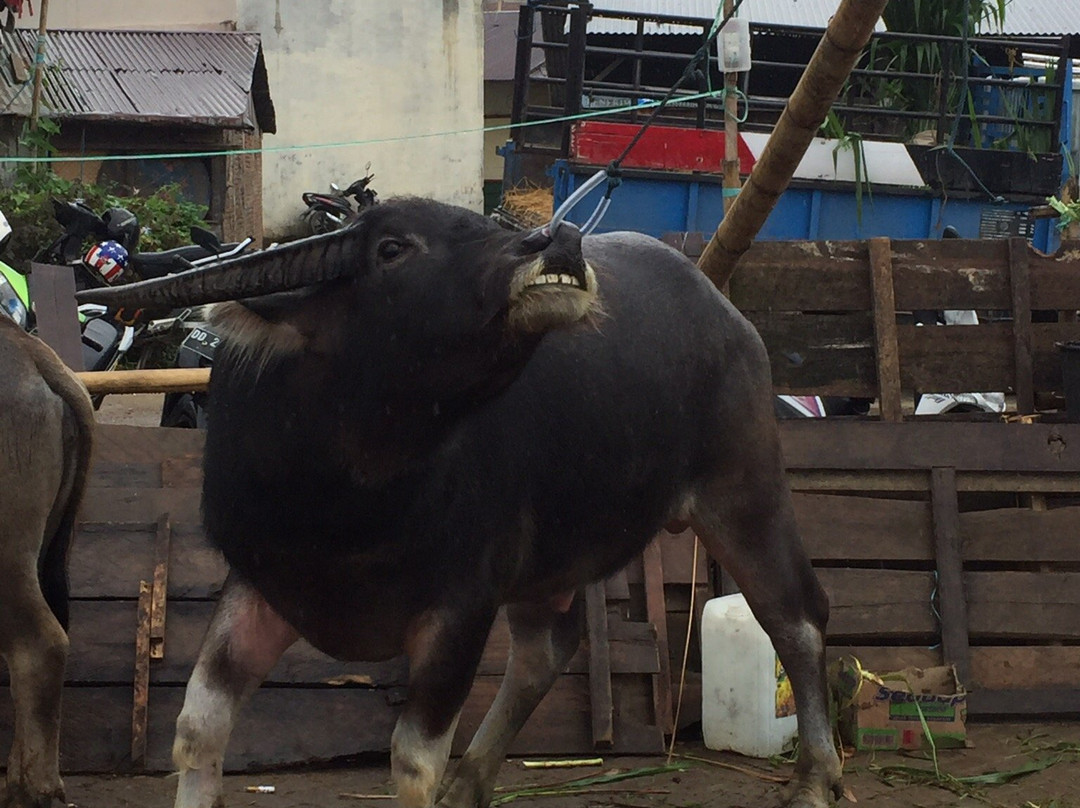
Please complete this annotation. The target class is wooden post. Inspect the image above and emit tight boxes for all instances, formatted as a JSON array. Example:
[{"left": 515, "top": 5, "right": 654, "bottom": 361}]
[
  {"left": 27, "top": 0, "right": 49, "bottom": 132},
  {"left": 641, "top": 540, "right": 674, "bottom": 734},
  {"left": 76, "top": 367, "right": 211, "bottom": 394},
  {"left": 131, "top": 580, "right": 152, "bottom": 767},
  {"left": 930, "top": 467, "right": 971, "bottom": 686},
  {"left": 149, "top": 514, "right": 171, "bottom": 660},
  {"left": 1008, "top": 237, "right": 1034, "bottom": 415},
  {"left": 722, "top": 0, "right": 741, "bottom": 216},
  {"left": 868, "top": 237, "right": 903, "bottom": 422},
  {"left": 697, "top": 0, "right": 888, "bottom": 290},
  {"left": 585, "top": 581, "right": 613, "bottom": 747}
]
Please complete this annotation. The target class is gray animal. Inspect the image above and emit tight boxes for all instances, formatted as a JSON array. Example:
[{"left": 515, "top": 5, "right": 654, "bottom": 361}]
[
  {"left": 78, "top": 200, "right": 842, "bottom": 808},
  {"left": 0, "top": 317, "right": 94, "bottom": 808}
]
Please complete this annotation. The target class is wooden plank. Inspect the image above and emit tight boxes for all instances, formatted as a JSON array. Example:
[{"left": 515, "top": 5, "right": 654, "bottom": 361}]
[
  {"left": 161, "top": 455, "right": 203, "bottom": 488},
  {"left": 641, "top": 540, "right": 674, "bottom": 735},
  {"left": 961, "top": 506, "right": 1080, "bottom": 562},
  {"left": 78, "top": 487, "right": 202, "bottom": 527},
  {"left": 92, "top": 424, "right": 205, "bottom": 467},
  {"left": 869, "top": 237, "right": 903, "bottom": 421},
  {"left": 897, "top": 322, "right": 1014, "bottom": 393},
  {"left": 149, "top": 515, "right": 171, "bottom": 660},
  {"left": 930, "top": 468, "right": 971, "bottom": 686},
  {"left": 658, "top": 529, "right": 709, "bottom": 585},
  {"left": 966, "top": 571, "right": 1080, "bottom": 640},
  {"left": 1009, "top": 237, "right": 1035, "bottom": 414},
  {"left": 1029, "top": 242, "right": 1080, "bottom": 309},
  {"left": 778, "top": 421, "right": 1080, "bottom": 474},
  {"left": 815, "top": 568, "right": 937, "bottom": 638},
  {"left": 793, "top": 493, "right": 933, "bottom": 561},
  {"left": 789, "top": 469, "right": 1080, "bottom": 494},
  {"left": 28, "top": 262, "right": 83, "bottom": 370},
  {"left": 605, "top": 569, "right": 630, "bottom": 601},
  {"left": 826, "top": 646, "right": 1080, "bottom": 691},
  {"left": 731, "top": 240, "right": 871, "bottom": 312},
  {"left": 584, "top": 582, "right": 613, "bottom": 747},
  {"left": 87, "top": 462, "right": 162, "bottom": 489},
  {"left": 0, "top": 686, "right": 401, "bottom": 773},
  {"left": 967, "top": 689, "right": 1080, "bottom": 715},
  {"left": 70, "top": 524, "right": 226, "bottom": 599},
  {"left": 743, "top": 311, "right": 876, "bottom": 397},
  {"left": 131, "top": 581, "right": 152, "bottom": 768}
]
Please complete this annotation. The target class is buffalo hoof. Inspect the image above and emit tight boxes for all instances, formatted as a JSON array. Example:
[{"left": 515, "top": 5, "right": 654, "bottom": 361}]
[
  {"left": 780, "top": 777, "right": 843, "bottom": 808},
  {"left": 1, "top": 782, "right": 65, "bottom": 808}
]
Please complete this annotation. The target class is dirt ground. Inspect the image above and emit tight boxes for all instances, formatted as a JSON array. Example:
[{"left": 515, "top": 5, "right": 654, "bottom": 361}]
[{"left": 60, "top": 723, "right": 1080, "bottom": 808}]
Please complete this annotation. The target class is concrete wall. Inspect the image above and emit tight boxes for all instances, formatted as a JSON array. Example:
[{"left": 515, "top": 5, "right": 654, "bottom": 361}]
[
  {"left": 238, "top": 0, "right": 484, "bottom": 238},
  {"left": 18, "top": 0, "right": 484, "bottom": 239},
  {"left": 15, "top": 0, "right": 236, "bottom": 30}
]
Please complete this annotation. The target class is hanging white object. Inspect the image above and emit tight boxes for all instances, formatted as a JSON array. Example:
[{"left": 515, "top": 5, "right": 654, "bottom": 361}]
[
  {"left": 717, "top": 17, "right": 752, "bottom": 73},
  {"left": 701, "top": 593, "right": 798, "bottom": 758}
]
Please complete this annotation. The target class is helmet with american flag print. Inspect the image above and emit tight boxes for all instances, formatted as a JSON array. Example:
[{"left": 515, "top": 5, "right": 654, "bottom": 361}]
[{"left": 83, "top": 240, "right": 130, "bottom": 285}]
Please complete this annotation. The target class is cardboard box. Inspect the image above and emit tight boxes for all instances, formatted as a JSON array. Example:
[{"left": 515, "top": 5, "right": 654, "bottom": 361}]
[{"left": 831, "top": 657, "right": 968, "bottom": 752}]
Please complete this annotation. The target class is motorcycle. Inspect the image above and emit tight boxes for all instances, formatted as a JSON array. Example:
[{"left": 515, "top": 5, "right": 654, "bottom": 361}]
[{"left": 300, "top": 164, "right": 377, "bottom": 235}]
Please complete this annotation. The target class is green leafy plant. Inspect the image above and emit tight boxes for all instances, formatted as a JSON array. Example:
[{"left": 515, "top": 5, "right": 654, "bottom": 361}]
[{"left": 821, "top": 110, "right": 872, "bottom": 223}]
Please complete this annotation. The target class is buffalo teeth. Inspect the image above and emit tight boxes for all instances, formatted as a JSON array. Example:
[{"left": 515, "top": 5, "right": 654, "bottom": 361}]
[{"left": 528, "top": 273, "right": 583, "bottom": 289}]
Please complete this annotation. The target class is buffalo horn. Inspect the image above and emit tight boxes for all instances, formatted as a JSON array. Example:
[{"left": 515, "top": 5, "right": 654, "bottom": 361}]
[{"left": 75, "top": 227, "right": 364, "bottom": 308}]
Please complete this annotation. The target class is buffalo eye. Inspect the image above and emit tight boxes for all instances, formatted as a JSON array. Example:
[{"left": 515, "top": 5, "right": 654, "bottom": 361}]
[{"left": 377, "top": 238, "right": 408, "bottom": 263}]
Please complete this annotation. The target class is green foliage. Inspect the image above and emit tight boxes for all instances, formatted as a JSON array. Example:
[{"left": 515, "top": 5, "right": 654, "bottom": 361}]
[
  {"left": 821, "top": 110, "right": 872, "bottom": 224},
  {"left": 0, "top": 167, "right": 209, "bottom": 271},
  {"left": 0, "top": 119, "right": 209, "bottom": 270}
]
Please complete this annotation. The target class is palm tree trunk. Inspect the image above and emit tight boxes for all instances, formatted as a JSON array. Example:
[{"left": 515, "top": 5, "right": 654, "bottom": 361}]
[{"left": 697, "top": 0, "right": 890, "bottom": 289}]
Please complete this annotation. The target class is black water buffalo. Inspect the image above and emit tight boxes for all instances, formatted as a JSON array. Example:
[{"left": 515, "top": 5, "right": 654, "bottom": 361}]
[
  {"left": 79, "top": 199, "right": 842, "bottom": 808},
  {"left": 0, "top": 317, "right": 94, "bottom": 808}
]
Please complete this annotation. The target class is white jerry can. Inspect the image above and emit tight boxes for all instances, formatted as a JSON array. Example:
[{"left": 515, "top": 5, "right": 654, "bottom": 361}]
[{"left": 701, "top": 593, "right": 799, "bottom": 757}]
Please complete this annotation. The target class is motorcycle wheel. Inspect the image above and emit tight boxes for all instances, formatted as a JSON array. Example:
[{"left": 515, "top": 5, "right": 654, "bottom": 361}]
[{"left": 304, "top": 209, "right": 342, "bottom": 236}]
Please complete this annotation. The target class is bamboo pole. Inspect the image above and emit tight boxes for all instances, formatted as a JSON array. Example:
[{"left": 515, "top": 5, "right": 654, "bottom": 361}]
[
  {"left": 77, "top": 368, "right": 210, "bottom": 395},
  {"left": 697, "top": 0, "right": 888, "bottom": 290}
]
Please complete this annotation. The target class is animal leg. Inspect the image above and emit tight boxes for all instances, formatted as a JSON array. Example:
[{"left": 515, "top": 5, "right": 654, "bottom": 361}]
[
  {"left": 438, "top": 597, "right": 583, "bottom": 808},
  {"left": 0, "top": 573, "right": 68, "bottom": 808},
  {"left": 392, "top": 600, "right": 497, "bottom": 808},
  {"left": 690, "top": 457, "right": 842, "bottom": 808},
  {"left": 172, "top": 575, "right": 298, "bottom": 808}
]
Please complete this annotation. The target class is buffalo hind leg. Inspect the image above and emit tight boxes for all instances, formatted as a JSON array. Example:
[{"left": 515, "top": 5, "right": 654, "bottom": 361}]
[
  {"left": 393, "top": 599, "right": 497, "bottom": 808},
  {"left": 438, "top": 597, "right": 583, "bottom": 808},
  {"left": 173, "top": 574, "right": 299, "bottom": 808},
  {"left": 690, "top": 462, "right": 842, "bottom": 808},
  {"left": 0, "top": 573, "right": 68, "bottom": 808}
]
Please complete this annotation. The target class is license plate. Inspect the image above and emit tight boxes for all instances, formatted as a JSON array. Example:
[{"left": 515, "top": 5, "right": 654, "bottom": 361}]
[{"left": 182, "top": 326, "right": 222, "bottom": 361}]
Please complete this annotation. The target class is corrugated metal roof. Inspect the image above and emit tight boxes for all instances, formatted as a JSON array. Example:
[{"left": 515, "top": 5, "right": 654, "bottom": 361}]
[
  {"left": 0, "top": 29, "right": 275, "bottom": 131},
  {"left": 991, "top": 0, "right": 1080, "bottom": 36},
  {"left": 581, "top": 0, "right": 1080, "bottom": 36},
  {"left": 580, "top": 0, "right": 885, "bottom": 34}
]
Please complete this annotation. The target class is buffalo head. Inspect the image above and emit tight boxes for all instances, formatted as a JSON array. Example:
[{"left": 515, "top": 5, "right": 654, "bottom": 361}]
[{"left": 77, "top": 200, "right": 599, "bottom": 404}]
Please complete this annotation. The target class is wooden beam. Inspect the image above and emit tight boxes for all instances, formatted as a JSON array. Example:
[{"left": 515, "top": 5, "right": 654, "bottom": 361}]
[
  {"left": 149, "top": 514, "right": 171, "bottom": 660},
  {"left": 868, "top": 237, "right": 903, "bottom": 421},
  {"left": 930, "top": 467, "right": 971, "bottom": 686},
  {"left": 967, "top": 689, "right": 1080, "bottom": 715},
  {"left": 641, "top": 540, "right": 674, "bottom": 735},
  {"left": 584, "top": 582, "right": 613, "bottom": 748},
  {"left": 131, "top": 580, "right": 152, "bottom": 767},
  {"left": 1008, "top": 237, "right": 1035, "bottom": 414},
  {"left": 76, "top": 368, "right": 210, "bottom": 395}
]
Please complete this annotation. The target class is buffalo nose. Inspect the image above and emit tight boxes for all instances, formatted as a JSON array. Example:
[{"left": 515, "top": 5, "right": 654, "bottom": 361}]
[{"left": 520, "top": 227, "right": 552, "bottom": 254}]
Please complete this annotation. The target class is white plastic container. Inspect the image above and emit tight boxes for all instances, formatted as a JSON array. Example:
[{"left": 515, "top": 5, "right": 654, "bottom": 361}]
[
  {"left": 716, "top": 17, "right": 752, "bottom": 73},
  {"left": 701, "top": 593, "right": 798, "bottom": 757}
]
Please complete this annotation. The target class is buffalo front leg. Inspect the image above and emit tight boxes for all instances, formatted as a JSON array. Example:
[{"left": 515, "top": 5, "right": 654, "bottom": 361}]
[
  {"left": 438, "top": 597, "right": 583, "bottom": 808},
  {"left": 392, "top": 599, "right": 498, "bottom": 808},
  {"left": 691, "top": 454, "right": 842, "bottom": 808},
  {"left": 173, "top": 574, "right": 298, "bottom": 808},
  {"left": 0, "top": 574, "right": 68, "bottom": 808}
]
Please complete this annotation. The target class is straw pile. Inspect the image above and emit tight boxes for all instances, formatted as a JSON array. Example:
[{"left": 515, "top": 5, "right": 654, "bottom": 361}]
[{"left": 500, "top": 183, "right": 554, "bottom": 228}]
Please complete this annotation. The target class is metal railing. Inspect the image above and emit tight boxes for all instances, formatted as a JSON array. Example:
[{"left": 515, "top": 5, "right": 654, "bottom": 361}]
[{"left": 510, "top": 1, "right": 1072, "bottom": 158}]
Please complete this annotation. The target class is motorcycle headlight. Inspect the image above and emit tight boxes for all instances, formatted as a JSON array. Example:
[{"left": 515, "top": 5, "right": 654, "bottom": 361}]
[{"left": 0, "top": 273, "right": 28, "bottom": 329}]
